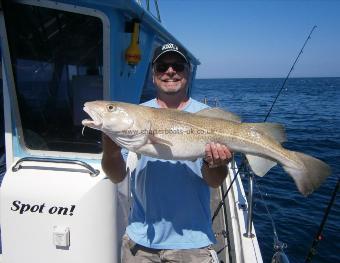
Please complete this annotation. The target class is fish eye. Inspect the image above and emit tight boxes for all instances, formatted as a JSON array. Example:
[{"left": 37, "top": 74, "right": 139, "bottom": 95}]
[{"left": 107, "top": 104, "right": 116, "bottom": 112}]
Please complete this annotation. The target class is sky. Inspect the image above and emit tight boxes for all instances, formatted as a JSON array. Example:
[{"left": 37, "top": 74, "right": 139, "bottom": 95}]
[{"left": 153, "top": 0, "right": 340, "bottom": 79}]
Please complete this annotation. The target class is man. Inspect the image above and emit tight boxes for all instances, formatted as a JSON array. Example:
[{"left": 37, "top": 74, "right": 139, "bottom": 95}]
[{"left": 102, "top": 43, "right": 232, "bottom": 262}]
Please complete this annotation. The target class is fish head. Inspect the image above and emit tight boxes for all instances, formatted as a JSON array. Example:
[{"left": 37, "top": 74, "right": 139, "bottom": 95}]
[{"left": 82, "top": 101, "right": 134, "bottom": 133}]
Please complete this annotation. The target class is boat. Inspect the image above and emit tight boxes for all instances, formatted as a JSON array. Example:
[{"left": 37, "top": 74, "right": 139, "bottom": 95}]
[{"left": 0, "top": 0, "right": 263, "bottom": 262}]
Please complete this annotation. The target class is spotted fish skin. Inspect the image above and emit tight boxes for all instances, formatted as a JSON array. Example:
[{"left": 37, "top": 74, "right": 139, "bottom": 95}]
[{"left": 82, "top": 101, "right": 331, "bottom": 196}]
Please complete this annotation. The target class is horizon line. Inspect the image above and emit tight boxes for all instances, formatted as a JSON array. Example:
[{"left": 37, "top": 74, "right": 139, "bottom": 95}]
[{"left": 196, "top": 76, "right": 340, "bottom": 80}]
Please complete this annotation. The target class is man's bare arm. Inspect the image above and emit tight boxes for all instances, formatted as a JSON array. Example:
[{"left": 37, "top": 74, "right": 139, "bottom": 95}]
[{"left": 101, "top": 134, "right": 127, "bottom": 184}]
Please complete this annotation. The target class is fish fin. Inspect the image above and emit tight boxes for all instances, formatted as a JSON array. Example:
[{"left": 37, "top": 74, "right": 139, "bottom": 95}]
[
  {"left": 244, "top": 123, "right": 287, "bottom": 143},
  {"left": 149, "top": 135, "right": 173, "bottom": 147},
  {"left": 112, "top": 121, "right": 152, "bottom": 150},
  {"left": 283, "top": 151, "right": 331, "bottom": 196},
  {"left": 195, "top": 108, "right": 242, "bottom": 123},
  {"left": 126, "top": 152, "right": 139, "bottom": 172},
  {"left": 245, "top": 154, "right": 277, "bottom": 176},
  {"left": 114, "top": 133, "right": 148, "bottom": 150}
]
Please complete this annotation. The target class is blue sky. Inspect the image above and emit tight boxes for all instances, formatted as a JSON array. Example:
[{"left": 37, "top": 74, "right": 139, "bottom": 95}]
[{"left": 156, "top": 0, "right": 340, "bottom": 78}]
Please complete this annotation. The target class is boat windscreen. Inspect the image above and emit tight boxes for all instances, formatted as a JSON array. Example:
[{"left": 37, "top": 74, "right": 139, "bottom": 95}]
[{"left": 3, "top": 0, "right": 104, "bottom": 154}]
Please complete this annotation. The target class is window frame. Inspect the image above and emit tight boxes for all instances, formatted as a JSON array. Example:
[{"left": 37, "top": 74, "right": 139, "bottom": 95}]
[{"left": 1, "top": 0, "right": 110, "bottom": 159}]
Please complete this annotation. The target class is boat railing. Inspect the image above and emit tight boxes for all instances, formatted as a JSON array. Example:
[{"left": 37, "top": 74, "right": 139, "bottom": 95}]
[
  {"left": 229, "top": 154, "right": 256, "bottom": 239},
  {"left": 135, "top": 0, "right": 161, "bottom": 22},
  {"left": 225, "top": 156, "right": 263, "bottom": 262}
]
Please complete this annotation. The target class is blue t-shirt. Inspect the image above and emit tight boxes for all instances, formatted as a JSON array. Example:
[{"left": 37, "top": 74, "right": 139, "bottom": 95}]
[{"left": 125, "top": 98, "right": 216, "bottom": 249}]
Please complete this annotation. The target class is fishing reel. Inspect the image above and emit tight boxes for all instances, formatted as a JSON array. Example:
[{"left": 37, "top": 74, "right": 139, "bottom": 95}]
[
  {"left": 271, "top": 239, "right": 290, "bottom": 263},
  {"left": 272, "top": 251, "right": 290, "bottom": 263}
]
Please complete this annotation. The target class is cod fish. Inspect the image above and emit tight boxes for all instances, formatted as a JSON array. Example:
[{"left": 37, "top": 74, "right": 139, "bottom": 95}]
[{"left": 82, "top": 101, "right": 331, "bottom": 196}]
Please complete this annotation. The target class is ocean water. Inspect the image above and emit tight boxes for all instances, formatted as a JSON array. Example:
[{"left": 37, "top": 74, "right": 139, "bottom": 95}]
[{"left": 192, "top": 78, "right": 340, "bottom": 263}]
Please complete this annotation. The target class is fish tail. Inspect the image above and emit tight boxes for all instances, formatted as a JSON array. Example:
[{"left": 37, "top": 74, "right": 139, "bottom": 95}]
[{"left": 282, "top": 151, "right": 331, "bottom": 196}]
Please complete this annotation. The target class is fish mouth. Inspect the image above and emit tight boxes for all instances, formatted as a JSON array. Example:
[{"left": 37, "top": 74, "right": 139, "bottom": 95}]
[{"left": 82, "top": 106, "right": 103, "bottom": 129}]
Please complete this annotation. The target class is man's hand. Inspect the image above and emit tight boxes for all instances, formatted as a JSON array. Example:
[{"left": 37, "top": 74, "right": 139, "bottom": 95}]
[
  {"left": 204, "top": 142, "right": 232, "bottom": 168},
  {"left": 201, "top": 142, "right": 232, "bottom": 188}
]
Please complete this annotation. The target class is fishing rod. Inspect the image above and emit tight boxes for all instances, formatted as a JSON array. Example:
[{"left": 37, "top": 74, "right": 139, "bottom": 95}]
[
  {"left": 258, "top": 25, "right": 318, "bottom": 262},
  {"left": 211, "top": 156, "right": 245, "bottom": 222},
  {"left": 264, "top": 25, "right": 317, "bottom": 122},
  {"left": 305, "top": 178, "right": 340, "bottom": 263},
  {"left": 212, "top": 26, "right": 320, "bottom": 261},
  {"left": 212, "top": 25, "right": 318, "bottom": 223},
  {"left": 261, "top": 25, "right": 338, "bottom": 262},
  {"left": 254, "top": 176, "right": 290, "bottom": 263}
]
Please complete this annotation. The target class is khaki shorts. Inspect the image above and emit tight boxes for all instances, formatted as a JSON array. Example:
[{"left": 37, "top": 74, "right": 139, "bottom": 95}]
[{"left": 121, "top": 234, "right": 218, "bottom": 263}]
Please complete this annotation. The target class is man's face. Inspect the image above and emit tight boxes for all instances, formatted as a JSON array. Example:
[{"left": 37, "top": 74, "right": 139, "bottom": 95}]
[{"left": 153, "top": 53, "right": 189, "bottom": 95}]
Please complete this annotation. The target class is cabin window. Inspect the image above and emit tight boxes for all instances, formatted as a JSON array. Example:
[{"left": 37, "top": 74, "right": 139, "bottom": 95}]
[{"left": 3, "top": 1, "right": 103, "bottom": 153}]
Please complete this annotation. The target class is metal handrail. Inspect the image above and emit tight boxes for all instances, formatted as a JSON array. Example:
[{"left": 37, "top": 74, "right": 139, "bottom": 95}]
[
  {"left": 154, "top": 0, "right": 161, "bottom": 23},
  {"left": 244, "top": 171, "right": 255, "bottom": 238},
  {"left": 12, "top": 157, "right": 100, "bottom": 176},
  {"left": 137, "top": 0, "right": 162, "bottom": 22}
]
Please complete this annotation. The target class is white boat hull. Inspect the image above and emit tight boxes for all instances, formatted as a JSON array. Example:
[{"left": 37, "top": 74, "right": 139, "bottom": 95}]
[{"left": 0, "top": 160, "right": 128, "bottom": 263}]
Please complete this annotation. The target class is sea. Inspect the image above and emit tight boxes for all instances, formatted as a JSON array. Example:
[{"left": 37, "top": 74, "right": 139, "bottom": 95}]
[
  {"left": 192, "top": 77, "right": 340, "bottom": 263},
  {"left": 0, "top": 77, "right": 339, "bottom": 262}
]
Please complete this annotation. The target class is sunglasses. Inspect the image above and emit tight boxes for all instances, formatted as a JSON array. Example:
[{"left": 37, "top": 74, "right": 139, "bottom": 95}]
[{"left": 154, "top": 62, "right": 188, "bottom": 73}]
